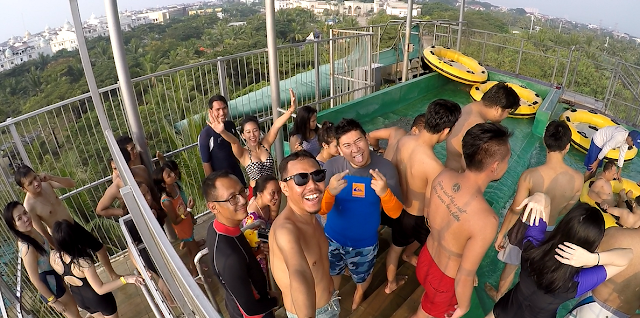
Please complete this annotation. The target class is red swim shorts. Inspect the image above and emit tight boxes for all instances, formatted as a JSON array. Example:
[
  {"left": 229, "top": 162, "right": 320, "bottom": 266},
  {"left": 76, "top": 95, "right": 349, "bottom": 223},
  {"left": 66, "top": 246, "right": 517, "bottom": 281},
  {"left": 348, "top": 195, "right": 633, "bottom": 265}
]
[{"left": 416, "top": 245, "right": 457, "bottom": 318}]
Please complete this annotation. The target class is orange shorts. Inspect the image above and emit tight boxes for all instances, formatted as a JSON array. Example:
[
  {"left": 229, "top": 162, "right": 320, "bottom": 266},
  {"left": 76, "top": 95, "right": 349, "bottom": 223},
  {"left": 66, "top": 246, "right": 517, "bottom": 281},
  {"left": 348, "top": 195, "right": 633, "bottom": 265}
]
[{"left": 416, "top": 245, "right": 457, "bottom": 318}]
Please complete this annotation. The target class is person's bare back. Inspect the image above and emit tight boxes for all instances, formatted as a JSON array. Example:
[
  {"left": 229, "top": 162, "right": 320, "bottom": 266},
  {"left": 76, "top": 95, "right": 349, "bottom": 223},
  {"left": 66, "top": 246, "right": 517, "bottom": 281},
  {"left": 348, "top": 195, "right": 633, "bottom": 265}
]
[
  {"left": 392, "top": 135, "right": 443, "bottom": 216},
  {"left": 270, "top": 207, "right": 334, "bottom": 315},
  {"left": 592, "top": 227, "right": 640, "bottom": 315},
  {"left": 426, "top": 169, "right": 498, "bottom": 278},
  {"left": 524, "top": 163, "right": 582, "bottom": 225},
  {"left": 445, "top": 105, "right": 484, "bottom": 172}
]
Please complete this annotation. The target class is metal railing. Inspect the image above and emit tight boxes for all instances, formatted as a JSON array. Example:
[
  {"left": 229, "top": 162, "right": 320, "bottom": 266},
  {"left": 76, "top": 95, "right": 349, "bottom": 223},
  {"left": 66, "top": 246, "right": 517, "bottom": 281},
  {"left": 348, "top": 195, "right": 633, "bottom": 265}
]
[{"left": 0, "top": 30, "right": 374, "bottom": 318}]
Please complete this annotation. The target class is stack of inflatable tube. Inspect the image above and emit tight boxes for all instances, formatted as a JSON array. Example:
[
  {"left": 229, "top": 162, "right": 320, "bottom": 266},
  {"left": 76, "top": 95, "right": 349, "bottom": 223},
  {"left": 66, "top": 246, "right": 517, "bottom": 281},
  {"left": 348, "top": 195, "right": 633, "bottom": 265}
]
[
  {"left": 470, "top": 81, "right": 543, "bottom": 118},
  {"left": 422, "top": 46, "right": 488, "bottom": 85},
  {"left": 580, "top": 178, "right": 640, "bottom": 228},
  {"left": 560, "top": 109, "right": 638, "bottom": 162}
]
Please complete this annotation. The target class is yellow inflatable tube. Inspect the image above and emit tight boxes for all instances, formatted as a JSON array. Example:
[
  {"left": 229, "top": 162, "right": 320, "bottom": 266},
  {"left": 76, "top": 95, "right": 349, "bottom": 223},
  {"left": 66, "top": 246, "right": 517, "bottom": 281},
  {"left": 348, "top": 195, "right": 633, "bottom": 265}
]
[
  {"left": 423, "top": 46, "right": 488, "bottom": 85},
  {"left": 560, "top": 109, "right": 638, "bottom": 162},
  {"left": 470, "top": 81, "right": 543, "bottom": 118}
]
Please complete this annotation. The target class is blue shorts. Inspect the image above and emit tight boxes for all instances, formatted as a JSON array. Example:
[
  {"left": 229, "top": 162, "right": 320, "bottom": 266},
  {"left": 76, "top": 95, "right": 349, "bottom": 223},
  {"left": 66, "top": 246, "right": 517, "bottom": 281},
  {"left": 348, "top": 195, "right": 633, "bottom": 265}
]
[
  {"left": 327, "top": 235, "right": 378, "bottom": 284},
  {"left": 584, "top": 139, "right": 604, "bottom": 170},
  {"left": 38, "top": 270, "right": 67, "bottom": 303}
]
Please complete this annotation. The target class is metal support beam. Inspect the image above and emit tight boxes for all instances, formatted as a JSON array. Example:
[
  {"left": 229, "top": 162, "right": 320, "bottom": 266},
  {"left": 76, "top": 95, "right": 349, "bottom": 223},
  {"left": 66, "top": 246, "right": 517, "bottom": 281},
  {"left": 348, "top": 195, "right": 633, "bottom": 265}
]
[
  {"left": 561, "top": 46, "right": 575, "bottom": 89},
  {"left": 104, "top": 0, "right": 153, "bottom": 172},
  {"left": 456, "top": 0, "right": 466, "bottom": 51},
  {"left": 314, "top": 41, "right": 321, "bottom": 110},
  {"left": 266, "top": 0, "right": 284, "bottom": 163},
  {"left": 401, "top": 0, "right": 414, "bottom": 82},
  {"left": 69, "top": 0, "right": 111, "bottom": 133},
  {"left": 7, "top": 119, "right": 32, "bottom": 167}
]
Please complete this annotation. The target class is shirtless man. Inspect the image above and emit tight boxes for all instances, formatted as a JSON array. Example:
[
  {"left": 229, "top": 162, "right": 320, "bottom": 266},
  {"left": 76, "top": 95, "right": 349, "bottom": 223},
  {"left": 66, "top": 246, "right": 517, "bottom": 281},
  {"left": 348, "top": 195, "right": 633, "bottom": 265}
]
[
  {"left": 565, "top": 226, "right": 640, "bottom": 318},
  {"left": 585, "top": 160, "right": 618, "bottom": 208},
  {"left": 96, "top": 148, "right": 161, "bottom": 219},
  {"left": 413, "top": 123, "right": 511, "bottom": 318},
  {"left": 270, "top": 151, "right": 340, "bottom": 318},
  {"left": 385, "top": 99, "right": 461, "bottom": 294},
  {"left": 599, "top": 191, "right": 640, "bottom": 229},
  {"left": 486, "top": 120, "right": 583, "bottom": 301},
  {"left": 368, "top": 114, "right": 425, "bottom": 160},
  {"left": 15, "top": 165, "right": 121, "bottom": 280},
  {"left": 445, "top": 82, "right": 519, "bottom": 172}
]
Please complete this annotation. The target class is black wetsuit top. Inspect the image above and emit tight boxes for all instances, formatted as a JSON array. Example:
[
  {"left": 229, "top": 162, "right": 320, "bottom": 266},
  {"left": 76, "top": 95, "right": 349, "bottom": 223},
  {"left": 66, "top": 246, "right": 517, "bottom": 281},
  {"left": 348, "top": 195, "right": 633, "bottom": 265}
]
[{"left": 207, "top": 219, "right": 277, "bottom": 318}]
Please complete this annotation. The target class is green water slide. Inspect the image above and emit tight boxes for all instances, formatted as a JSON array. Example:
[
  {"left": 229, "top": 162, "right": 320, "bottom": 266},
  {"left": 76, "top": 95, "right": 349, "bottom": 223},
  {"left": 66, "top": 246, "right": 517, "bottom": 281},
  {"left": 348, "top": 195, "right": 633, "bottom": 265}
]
[{"left": 174, "top": 25, "right": 421, "bottom": 130}]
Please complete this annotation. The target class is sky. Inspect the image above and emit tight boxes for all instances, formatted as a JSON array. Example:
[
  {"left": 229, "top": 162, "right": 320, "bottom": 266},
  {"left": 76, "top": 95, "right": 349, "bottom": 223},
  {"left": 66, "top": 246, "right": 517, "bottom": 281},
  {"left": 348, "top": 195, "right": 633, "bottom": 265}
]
[
  {"left": 0, "top": 0, "right": 638, "bottom": 40},
  {"left": 0, "top": 0, "right": 186, "bottom": 41},
  {"left": 489, "top": 0, "right": 638, "bottom": 36}
]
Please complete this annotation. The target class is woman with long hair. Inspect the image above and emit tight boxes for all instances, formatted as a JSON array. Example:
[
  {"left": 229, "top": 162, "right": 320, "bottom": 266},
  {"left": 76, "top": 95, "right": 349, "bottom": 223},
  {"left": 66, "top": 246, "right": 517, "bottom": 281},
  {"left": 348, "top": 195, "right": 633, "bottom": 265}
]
[
  {"left": 3, "top": 202, "right": 81, "bottom": 318},
  {"left": 315, "top": 121, "right": 339, "bottom": 168},
  {"left": 289, "top": 105, "right": 320, "bottom": 156},
  {"left": 152, "top": 163, "right": 199, "bottom": 277},
  {"left": 488, "top": 195, "right": 633, "bottom": 318},
  {"left": 210, "top": 89, "right": 296, "bottom": 197},
  {"left": 50, "top": 220, "right": 143, "bottom": 318},
  {"left": 243, "top": 174, "right": 282, "bottom": 277}
]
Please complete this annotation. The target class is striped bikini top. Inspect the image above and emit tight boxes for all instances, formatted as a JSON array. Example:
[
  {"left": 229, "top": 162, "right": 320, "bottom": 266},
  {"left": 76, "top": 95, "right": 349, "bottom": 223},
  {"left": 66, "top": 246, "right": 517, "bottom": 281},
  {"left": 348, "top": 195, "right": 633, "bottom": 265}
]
[{"left": 246, "top": 144, "right": 275, "bottom": 181}]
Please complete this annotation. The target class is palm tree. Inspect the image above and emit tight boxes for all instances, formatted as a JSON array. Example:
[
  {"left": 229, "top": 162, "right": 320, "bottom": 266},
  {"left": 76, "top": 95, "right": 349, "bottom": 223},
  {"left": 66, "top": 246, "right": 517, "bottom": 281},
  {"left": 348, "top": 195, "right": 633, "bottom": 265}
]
[
  {"left": 25, "top": 67, "right": 43, "bottom": 95},
  {"left": 35, "top": 53, "right": 51, "bottom": 71}
]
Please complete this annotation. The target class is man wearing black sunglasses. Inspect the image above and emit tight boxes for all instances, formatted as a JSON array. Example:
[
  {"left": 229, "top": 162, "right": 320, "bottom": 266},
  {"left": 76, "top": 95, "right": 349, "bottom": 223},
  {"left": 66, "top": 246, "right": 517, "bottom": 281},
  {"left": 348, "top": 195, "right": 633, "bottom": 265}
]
[
  {"left": 318, "top": 118, "right": 404, "bottom": 310},
  {"left": 204, "top": 171, "right": 278, "bottom": 318},
  {"left": 270, "top": 151, "right": 340, "bottom": 318}
]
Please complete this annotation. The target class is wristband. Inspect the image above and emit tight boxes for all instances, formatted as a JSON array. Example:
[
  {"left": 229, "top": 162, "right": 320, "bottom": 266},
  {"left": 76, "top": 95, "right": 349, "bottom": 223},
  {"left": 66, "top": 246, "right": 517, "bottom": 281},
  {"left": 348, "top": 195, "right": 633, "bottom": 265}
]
[
  {"left": 596, "top": 252, "right": 600, "bottom": 266},
  {"left": 186, "top": 208, "right": 192, "bottom": 212},
  {"left": 47, "top": 295, "right": 56, "bottom": 303},
  {"left": 120, "top": 276, "right": 127, "bottom": 285}
]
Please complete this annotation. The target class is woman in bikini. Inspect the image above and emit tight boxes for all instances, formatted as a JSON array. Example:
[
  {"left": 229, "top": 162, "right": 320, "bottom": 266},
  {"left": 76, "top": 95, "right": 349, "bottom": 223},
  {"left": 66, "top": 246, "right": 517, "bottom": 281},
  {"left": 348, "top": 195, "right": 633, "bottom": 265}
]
[
  {"left": 289, "top": 105, "right": 320, "bottom": 156},
  {"left": 50, "top": 219, "right": 143, "bottom": 318},
  {"left": 3, "top": 202, "right": 81, "bottom": 318},
  {"left": 242, "top": 174, "right": 282, "bottom": 277},
  {"left": 211, "top": 88, "right": 297, "bottom": 198}
]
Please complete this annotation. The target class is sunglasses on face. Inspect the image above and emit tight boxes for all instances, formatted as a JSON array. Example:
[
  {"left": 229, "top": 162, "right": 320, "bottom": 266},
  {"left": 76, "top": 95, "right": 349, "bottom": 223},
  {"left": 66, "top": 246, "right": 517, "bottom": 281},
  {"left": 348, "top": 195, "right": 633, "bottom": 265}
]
[{"left": 282, "top": 169, "right": 327, "bottom": 186}]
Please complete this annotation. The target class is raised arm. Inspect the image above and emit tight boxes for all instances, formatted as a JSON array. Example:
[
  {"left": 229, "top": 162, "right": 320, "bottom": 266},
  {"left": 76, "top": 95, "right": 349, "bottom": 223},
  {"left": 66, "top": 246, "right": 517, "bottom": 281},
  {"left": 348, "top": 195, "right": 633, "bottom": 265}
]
[
  {"left": 454, "top": 217, "right": 498, "bottom": 318},
  {"left": 367, "top": 127, "right": 396, "bottom": 152},
  {"left": 495, "top": 172, "right": 532, "bottom": 250},
  {"left": 96, "top": 184, "right": 125, "bottom": 217},
  {"left": 273, "top": 223, "right": 316, "bottom": 317},
  {"left": 210, "top": 116, "right": 247, "bottom": 161},
  {"left": 41, "top": 174, "right": 75, "bottom": 189},
  {"left": 83, "top": 259, "right": 142, "bottom": 294},
  {"left": 263, "top": 89, "right": 296, "bottom": 148}
]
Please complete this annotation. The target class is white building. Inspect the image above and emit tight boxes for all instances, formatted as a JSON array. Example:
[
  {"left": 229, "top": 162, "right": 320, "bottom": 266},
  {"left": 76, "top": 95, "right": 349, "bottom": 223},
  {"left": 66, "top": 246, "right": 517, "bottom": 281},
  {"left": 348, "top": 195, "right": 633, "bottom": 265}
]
[
  {"left": 50, "top": 20, "right": 78, "bottom": 53},
  {"left": 273, "top": 0, "right": 417, "bottom": 17},
  {"left": 0, "top": 31, "right": 53, "bottom": 71}
]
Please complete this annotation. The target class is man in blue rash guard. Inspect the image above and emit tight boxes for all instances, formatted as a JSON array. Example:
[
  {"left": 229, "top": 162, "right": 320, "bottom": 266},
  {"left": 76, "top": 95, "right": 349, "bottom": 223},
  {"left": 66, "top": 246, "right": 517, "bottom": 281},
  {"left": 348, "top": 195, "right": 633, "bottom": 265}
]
[{"left": 319, "top": 118, "right": 404, "bottom": 311}]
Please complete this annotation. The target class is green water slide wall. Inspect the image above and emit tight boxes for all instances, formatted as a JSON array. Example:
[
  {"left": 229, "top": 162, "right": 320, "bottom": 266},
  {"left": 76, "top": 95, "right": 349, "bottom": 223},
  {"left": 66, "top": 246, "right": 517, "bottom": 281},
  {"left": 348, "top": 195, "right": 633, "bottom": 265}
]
[{"left": 174, "top": 26, "right": 421, "bottom": 131}]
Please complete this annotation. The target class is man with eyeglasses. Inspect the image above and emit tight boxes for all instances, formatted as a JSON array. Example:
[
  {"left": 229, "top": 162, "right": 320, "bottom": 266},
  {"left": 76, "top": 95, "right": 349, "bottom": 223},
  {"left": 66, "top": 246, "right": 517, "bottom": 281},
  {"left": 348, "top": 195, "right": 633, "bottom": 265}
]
[
  {"left": 270, "top": 150, "right": 341, "bottom": 318},
  {"left": 318, "top": 118, "right": 404, "bottom": 310},
  {"left": 205, "top": 170, "right": 278, "bottom": 318}
]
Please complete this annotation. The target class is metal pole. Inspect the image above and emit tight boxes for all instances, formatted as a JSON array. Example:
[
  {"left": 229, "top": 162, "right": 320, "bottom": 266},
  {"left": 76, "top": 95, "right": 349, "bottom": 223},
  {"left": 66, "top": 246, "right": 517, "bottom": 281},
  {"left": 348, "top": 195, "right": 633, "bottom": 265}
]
[
  {"left": 314, "top": 41, "right": 321, "bottom": 110},
  {"left": 516, "top": 39, "right": 525, "bottom": 74},
  {"left": 481, "top": 32, "right": 487, "bottom": 63},
  {"left": 104, "top": 0, "right": 153, "bottom": 172},
  {"left": 68, "top": 0, "right": 110, "bottom": 133},
  {"left": 368, "top": 33, "right": 373, "bottom": 93},
  {"left": 217, "top": 58, "right": 229, "bottom": 100},
  {"left": 529, "top": 15, "right": 534, "bottom": 34},
  {"left": 561, "top": 46, "right": 575, "bottom": 88},
  {"left": 7, "top": 119, "right": 32, "bottom": 167},
  {"left": 329, "top": 30, "right": 335, "bottom": 108},
  {"left": 551, "top": 48, "right": 560, "bottom": 84},
  {"left": 266, "top": 0, "right": 284, "bottom": 163},
  {"left": 401, "top": 0, "right": 414, "bottom": 82},
  {"left": 456, "top": 0, "right": 465, "bottom": 51},
  {"left": 570, "top": 51, "right": 581, "bottom": 90}
]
